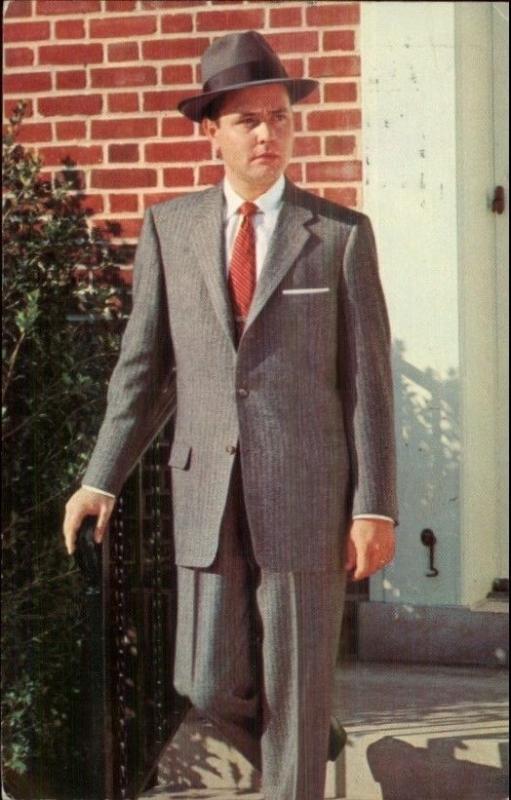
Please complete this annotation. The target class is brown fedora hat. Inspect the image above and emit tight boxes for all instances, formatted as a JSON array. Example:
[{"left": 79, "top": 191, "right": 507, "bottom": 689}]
[{"left": 177, "top": 30, "right": 318, "bottom": 122}]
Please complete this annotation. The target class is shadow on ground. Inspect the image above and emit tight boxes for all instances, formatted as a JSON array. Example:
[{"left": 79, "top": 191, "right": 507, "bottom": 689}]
[{"left": 367, "top": 735, "right": 509, "bottom": 800}]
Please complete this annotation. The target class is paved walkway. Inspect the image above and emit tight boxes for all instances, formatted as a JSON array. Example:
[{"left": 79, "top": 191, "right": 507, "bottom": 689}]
[{"left": 141, "top": 662, "right": 509, "bottom": 800}]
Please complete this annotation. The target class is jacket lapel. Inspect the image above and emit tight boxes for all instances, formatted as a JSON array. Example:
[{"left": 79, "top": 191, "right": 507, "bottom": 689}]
[
  {"left": 245, "top": 182, "right": 316, "bottom": 332},
  {"left": 191, "top": 184, "right": 237, "bottom": 350}
]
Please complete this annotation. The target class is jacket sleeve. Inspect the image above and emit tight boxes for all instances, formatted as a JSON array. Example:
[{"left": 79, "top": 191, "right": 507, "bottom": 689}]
[
  {"left": 82, "top": 208, "right": 176, "bottom": 496},
  {"left": 339, "top": 214, "right": 398, "bottom": 524}
]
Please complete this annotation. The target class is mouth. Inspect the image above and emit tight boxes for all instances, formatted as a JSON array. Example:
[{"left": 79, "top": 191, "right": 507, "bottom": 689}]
[{"left": 251, "top": 152, "right": 280, "bottom": 163}]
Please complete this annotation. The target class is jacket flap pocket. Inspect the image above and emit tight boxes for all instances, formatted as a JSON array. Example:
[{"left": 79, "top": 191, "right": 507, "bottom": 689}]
[{"left": 168, "top": 441, "right": 192, "bottom": 470}]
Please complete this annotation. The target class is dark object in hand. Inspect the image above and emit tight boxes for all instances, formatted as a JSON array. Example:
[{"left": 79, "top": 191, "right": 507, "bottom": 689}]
[{"left": 74, "top": 515, "right": 102, "bottom": 588}]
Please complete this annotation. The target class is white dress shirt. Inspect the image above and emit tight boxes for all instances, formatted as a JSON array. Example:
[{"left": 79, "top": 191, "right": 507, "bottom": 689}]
[{"left": 84, "top": 176, "right": 394, "bottom": 525}]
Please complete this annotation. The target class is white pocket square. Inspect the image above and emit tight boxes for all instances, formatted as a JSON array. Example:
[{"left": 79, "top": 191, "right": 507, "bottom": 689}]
[{"left": 282, "top": 287, "right": 330, "bottom": 295}]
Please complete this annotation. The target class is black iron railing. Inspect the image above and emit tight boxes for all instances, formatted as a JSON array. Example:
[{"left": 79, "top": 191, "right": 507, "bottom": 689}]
[{"left": 76, "top": 420, "right": 190, "bottom": 800}]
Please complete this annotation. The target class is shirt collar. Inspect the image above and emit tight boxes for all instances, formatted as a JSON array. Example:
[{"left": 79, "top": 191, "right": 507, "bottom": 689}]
[{"left": 223, "top": 174, "right": 286, "bottom": 220}]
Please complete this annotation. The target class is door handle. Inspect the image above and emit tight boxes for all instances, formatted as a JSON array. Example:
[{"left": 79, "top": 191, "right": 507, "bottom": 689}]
[{"left": 492, "top": 185, "right": 505, "bottom": 214}]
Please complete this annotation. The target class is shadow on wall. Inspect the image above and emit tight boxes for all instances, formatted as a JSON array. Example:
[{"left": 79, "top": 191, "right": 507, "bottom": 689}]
[
  {"left": 391, "top": 340, "right": 461, "bottom": 602},
  {"left": 367, "top": 736, "right": 509, "bottom": 800}
]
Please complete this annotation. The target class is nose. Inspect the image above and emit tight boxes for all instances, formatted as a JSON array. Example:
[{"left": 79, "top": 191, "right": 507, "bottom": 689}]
[{"left": 256, "top": 120, "right": 275, "bottom": 143}]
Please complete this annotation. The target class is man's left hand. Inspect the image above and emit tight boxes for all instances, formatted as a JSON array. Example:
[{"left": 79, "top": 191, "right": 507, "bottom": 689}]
[{"left": 345, "top": 518, "right": 396, "bottom": 581}]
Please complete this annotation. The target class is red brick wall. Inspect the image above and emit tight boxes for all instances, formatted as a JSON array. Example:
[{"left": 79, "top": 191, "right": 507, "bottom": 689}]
[{"left": 4, "top": 0, "right": 362, "bottom": 274}]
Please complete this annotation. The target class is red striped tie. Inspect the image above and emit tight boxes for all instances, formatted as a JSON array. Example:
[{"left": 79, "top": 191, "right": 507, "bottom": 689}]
[{"left": 228, "top": 201, "right": 259, "bottom": 339}]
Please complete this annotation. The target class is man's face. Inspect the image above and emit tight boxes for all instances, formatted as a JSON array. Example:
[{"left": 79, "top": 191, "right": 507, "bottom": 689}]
[{"left": 202, "top": 83, "right": 294, "bottom": 199}]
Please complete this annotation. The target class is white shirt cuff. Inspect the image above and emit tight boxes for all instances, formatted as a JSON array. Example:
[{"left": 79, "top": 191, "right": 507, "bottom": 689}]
[
  {"left": 82, "top": 484, "right": 116, "bottom": 499},
  {"left": 352, "top": 514, "right": 395, "bottom": 524}
]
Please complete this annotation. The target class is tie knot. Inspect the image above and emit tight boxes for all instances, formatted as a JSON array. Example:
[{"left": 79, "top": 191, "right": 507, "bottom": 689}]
[{"left": 238, "top": 201, "right": 259, "bottom": 218}]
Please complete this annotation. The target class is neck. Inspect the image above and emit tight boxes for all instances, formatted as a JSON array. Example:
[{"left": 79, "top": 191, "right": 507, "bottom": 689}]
[{"left": 225, "top": 171, "right": 283, "bottom": 202}]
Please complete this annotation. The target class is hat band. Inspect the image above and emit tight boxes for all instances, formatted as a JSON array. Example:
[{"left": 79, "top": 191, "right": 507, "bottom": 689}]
[{"left": 203, "top": 59, "right": 289, "bottom": 94}]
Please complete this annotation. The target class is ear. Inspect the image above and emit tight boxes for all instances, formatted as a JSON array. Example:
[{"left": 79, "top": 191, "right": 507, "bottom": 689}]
[
  {"left": 202, "top": 117, "right": 222, "bottom": 159},
  {"left": 201, "top": 116, "right": 217, "bottom": 143}
]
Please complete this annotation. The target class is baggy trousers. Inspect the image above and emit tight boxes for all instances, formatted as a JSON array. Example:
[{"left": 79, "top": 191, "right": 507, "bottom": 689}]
[{"left": 173, "top": 458, "right": 347, "bottom": 800}]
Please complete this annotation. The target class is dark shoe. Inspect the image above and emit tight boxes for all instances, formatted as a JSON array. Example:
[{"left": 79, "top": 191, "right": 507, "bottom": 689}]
[{"left": 328, "top": 716, "right": 348, "bottom": 761}]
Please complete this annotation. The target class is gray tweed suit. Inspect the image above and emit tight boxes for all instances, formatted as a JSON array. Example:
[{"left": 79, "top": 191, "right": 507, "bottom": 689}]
[{"left": 83, "top": 178, "right": 397, "bottom": 799}]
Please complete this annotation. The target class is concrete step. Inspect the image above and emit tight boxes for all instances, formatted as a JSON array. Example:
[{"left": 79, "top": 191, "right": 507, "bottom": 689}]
[{"left": 140, "top": 663, "right": 508, "bottom": 800}]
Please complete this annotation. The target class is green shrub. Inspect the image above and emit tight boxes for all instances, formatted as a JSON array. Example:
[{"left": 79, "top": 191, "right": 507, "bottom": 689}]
[{"left": 2, "top": 102, "right": 129, "bottom": 797}]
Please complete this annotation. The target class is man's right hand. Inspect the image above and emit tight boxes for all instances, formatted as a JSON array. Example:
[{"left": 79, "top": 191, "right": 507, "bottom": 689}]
[{"left": 63, "top": 487, "right": 116, "bottom": 556}]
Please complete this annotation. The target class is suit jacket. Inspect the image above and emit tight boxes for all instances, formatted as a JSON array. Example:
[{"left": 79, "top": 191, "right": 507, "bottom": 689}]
[{"left": 82, "top": 179, "right": 398, "bottom": 571}]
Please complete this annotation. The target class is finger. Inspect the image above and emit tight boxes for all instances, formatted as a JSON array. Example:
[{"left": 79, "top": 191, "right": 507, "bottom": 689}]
[
  {"left": 344, "top": 538, "right": 357, "bottom": 571},
  {"left": 352, "top": 551, "right": 371, "bottom": 581},
  {"left": 63, "top": 509, "right": 79, "bottom": 555},
  {"left": 94, "top": 506, "right": 111, "bottom": 544}
]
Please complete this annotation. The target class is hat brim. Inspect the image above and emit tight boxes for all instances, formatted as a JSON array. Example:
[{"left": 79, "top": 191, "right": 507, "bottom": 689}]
[{"left": 177, "top": 77, "right": 319, "bottom": 122}]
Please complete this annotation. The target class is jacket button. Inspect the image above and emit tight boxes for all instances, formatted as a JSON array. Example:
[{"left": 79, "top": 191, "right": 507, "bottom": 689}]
[
  {"left": 225, "top": 445, "right": 236, "bottom": 455},
  {"left": 237, "top": 387, "right": 249, "bottom": 398}
]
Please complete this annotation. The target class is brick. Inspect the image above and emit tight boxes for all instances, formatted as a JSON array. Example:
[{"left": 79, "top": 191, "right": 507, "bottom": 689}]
[
  {"left": 161, "top": 116, "right": 194, "bottom": 137},
  {"left": 162, "top": 167, "right": 194, "bottom": 187},
  {"left": 292, "top": 136, "right": 321, "bottom": 157},
  {"left": 82, "top": 194, "right": 104, "bottom": 214},
  {"left": 162, "top": 65, "right": 194, "bottom": 85},
  {"left": 269, "top": 6, "right": 302, "bottom": 27},
  {"left": 142, "top": 38, "right": 209, "bottom": 61},
  {"left": 36, "top": 1, "right": 100, "bottom": 13},
  {"left": 39, "top": 145, "right": 103, "bottom": 166},
  {"left": 143, "top": 192, "right": 184, "bottom": 208},
  {"left": 39, "top": 94, "right": 103, "bottom": 116},
  {"left": 325, "top": 135, "right": 357, "bottom": 156},
  {"left": 92, "top": 118, "right": 156, "bottom": 139},
  {"left": 91, "top": 66, "right": 156, "bottom": 89},
  {"left": 55, "top": 19, "right": 85, "bottom": 39},
  {"left": 285, "top": 162, "right": 303, "bottom": 183},
  {"left": 306, "top": 160, "right": 362, "bottom": 183},
  {"left": 108, "top": 93, "right": 139, "bottom": 113},
  {"left": 161, "top": 13, "right": 194, "bottom": 34},
  {"left": 282, "top": 58, "right": 304, "bottom": 79},
  {"left": 5, "top": 47, "right": 34, "bottom": 67},
  {"left": 150, "top": 141, "right": 211, "bottom": 162},
  {"left": 196, "top": 8, "right": 264, "bottom": 32},
  {"left": 142, "top": 0, "right": 201, "bottom": 6},
  {"left": 5, "top": 0, "right": 33, "bottom": 18},
  {"left": 323, "top": 187, "right": 357, "bottom": 207},
  {"left": 105, "top": 0, "right": 136, "bottom": 10},
  {"left": 39, "top": 44, "right": 103, "bottom": 65},
  {"left": 109, "top": 194, "right": 139, "bottom": 213},
  {"left": 91, "top": 169, "right": 157, "bottom": 189},
  {"left": 309, "top": 56, "right": 360, "bottom": 78},
  {"left": 324, "top": 82, "right": 357, "bottom": 103},
  {"left": 90, "top": 15, "right": 156, "bottom": 38},
  {"left": 16, "top": 122, "right": 52, "bottom": 143},
  {"left": 143, "top": 90, "right": 191, "bottom": 112},
  {"left": 265, "top": 31, "right": 318, "bottom": 55},
  {"left": 56, "top": 70, "right": 86, "bottom": 90},
  {"left": 307, "top": 109, "right": 361, "bottom": 131},
  {"left": 306, "top": 2, "right": 360, "bottom": 27},
  {"left": 298, "top": 85, "right": 321, "bottom": 105},
  {"left": 198, "top": 164, "right": 224, "bottom": 185},
  {"left": 108, "top": 143, "right": 139, "bottom": 163},
  {"left": 4, "top": 21, "right": 50, "bottom": 42},
  {"left": 56, "top": 120, "right": 86, "bottom": 139},
  {"left": 4, "top": 72, "right": 52, "bottom": 94},
  {"left": 293, "top": 111, "right": 303, "bottom": 132},
  {"left": 108, "top": 42, "right": 139, "bottom": 62},
  {"left": 323, "top": 30, "right": 356, "bottom": 51}
]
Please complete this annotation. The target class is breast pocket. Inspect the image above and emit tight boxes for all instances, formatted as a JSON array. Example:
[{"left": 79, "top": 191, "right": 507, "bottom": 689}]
[
  {"left": 281, "top": 287, "right": 331, "bottom": 296},
  {"left": 168, "top": 440, "right": 192, "bottom": 470}
]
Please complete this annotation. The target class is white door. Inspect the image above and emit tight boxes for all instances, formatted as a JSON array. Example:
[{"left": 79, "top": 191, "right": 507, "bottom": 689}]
[{"left": 492, "top": 2, "right": 509, "bottom": 580}]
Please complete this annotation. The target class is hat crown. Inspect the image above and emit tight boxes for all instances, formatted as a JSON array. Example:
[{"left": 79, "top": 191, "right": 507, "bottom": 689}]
[{"left": 202, "top": 31, "right": 288, "bottom": 89}]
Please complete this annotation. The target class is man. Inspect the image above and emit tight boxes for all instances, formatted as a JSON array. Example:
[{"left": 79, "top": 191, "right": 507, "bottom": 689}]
[{"left": 63, "top": 31, "right": 397, "bottom": 800}]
